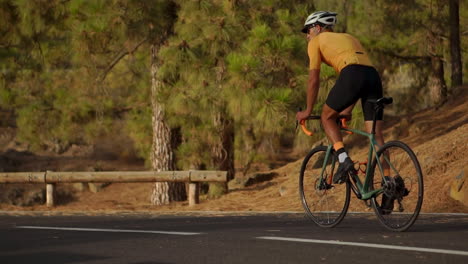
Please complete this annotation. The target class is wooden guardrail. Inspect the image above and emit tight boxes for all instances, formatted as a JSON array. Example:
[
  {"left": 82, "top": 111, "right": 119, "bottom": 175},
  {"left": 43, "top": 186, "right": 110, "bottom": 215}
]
[{"left": 0, "top": 170, "right": 227, "bottom": 207}]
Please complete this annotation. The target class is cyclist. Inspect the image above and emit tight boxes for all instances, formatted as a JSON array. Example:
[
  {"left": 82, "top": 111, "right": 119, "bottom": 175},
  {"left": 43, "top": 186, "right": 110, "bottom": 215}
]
[{"left": 295, "top": 11, "right": 400, "bottom": 213}]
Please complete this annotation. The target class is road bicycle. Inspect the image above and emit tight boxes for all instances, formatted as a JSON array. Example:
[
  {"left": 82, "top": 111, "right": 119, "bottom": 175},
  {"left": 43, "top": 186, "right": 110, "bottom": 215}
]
[{"left": 298, "top": 97, "right": 423, "bottom": 231}]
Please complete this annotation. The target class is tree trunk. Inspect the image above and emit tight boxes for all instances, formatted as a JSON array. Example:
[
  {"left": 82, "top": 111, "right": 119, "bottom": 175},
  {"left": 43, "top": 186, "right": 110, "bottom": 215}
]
[
  {"left": 208, "top": 59, "right": 235, "bottom": 197},
  {"left": 449, "top": 0, "right": 462, "bottom": 87},
  {"left": 208, "top": 111, "right": 234, "bottom": 198},
  {"left": 341, "top": 0, "right": 349, "bottom": 33},
  {"left": 150, "top": 43, "right": 186, "bottom": 205},
  {"left": 427, "top": 27, "right": 447, "bottom": 106},
  {"left": 241, "top": 125, "right": 261, "bottom": 177},
  {"left": 212, "top": 112, "right": 235, "bottom": 179},
  {"left": 428, "top": 55, "right": 448, "bottom": 106}
]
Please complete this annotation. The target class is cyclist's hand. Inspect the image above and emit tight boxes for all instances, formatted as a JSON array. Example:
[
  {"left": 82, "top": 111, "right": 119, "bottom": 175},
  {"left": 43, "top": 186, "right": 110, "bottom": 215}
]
[{"left": 296, "top": 109, "right": 311, "bottom": 121}]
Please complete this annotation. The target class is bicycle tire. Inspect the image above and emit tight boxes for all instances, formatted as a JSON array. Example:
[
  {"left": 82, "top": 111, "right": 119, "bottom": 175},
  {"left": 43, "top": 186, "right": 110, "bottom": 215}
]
[
  {"left": 299, "top": 146, "right": 351, "bottom": 228},
  {"left": 370, "top": 141, "right": 424, "bottom": 232}
]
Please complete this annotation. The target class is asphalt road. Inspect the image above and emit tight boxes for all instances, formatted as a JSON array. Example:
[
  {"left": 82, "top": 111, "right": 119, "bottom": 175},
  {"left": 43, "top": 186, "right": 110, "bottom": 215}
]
[{"left": 1, "top": 212, "right": 467, "bottom": 264}]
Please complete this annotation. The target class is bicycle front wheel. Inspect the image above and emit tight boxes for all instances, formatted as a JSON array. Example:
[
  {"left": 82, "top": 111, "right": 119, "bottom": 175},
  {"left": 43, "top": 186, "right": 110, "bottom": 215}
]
[
  {"left": 299, "top": 146, "right": 351, "bottom": 228},
  {"left": 370, "top": 141, "right": 424, "bottom": 232}
]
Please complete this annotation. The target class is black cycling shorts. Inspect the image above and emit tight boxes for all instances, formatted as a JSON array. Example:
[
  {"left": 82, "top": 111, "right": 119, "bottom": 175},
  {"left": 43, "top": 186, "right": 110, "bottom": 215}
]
[{"left": 326, "top": 64, "right": 383, "bottom": 121}]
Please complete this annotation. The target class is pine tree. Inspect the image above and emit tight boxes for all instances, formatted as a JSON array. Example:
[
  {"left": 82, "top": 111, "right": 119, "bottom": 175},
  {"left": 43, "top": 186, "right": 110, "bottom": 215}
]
[
  {"left": 224, "top": 1, "right": 314, "bottom": 175},
  {"left": 157, "top": 0, "right": 241, "bottom": 197},
  {"left": 449, "top": 0, "right": 463, "bottom": 87}
]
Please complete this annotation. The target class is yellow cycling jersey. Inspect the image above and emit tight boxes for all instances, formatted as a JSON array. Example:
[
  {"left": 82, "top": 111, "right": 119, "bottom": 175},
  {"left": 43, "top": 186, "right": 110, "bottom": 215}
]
[{"left": 308, "top": 32, "right": 373, "bottom": 73}]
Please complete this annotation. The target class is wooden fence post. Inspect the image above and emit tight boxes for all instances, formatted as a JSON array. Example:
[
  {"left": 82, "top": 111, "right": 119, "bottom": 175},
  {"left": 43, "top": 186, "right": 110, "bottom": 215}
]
[
  {"left": 46, "top": 183, "right": 55, "bottom": 207},
  {"left": 188, "top": 182, "right": 199, "bottom": 206}
]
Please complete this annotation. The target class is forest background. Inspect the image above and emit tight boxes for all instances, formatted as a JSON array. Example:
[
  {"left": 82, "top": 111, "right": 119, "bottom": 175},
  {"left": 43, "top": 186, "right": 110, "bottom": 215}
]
[{"left": 0, "top": 0, "right": 466, "bottom": 205}]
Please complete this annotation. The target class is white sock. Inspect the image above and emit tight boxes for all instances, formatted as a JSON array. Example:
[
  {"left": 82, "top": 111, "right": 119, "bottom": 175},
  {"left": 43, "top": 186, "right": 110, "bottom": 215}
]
[{"left": 338, "top": 152, "right": 348, "bottom": 163}]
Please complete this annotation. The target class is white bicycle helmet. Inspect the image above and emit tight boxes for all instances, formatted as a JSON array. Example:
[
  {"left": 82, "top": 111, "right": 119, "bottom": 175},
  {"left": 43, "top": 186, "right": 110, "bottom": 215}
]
[{"left": 301, "top": 11, "right": 337, "bottom": 33}]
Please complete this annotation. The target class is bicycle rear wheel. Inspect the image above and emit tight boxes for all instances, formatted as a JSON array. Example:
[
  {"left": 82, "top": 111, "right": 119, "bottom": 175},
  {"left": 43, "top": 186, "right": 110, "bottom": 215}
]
[
  {"left": 299, "top": 146, "right": 351, "bottom": 228},
  {"left": 370, "top": 141, "right": 424, "bottom": 231}
]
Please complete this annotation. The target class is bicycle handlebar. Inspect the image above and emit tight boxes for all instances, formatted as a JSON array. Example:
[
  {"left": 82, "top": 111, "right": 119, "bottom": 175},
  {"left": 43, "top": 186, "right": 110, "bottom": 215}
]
[{"left": 298, "top": 116, "right": 320, "bottom": 136}]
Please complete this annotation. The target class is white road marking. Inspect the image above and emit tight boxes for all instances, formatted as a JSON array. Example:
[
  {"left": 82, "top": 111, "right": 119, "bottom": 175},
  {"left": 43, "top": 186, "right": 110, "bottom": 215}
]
[
  {"left": 16, "top": 226, "right": 201, "bottom": 236},
  {"left": 257, "top": 236, "right": 468, "bottom": 257}
]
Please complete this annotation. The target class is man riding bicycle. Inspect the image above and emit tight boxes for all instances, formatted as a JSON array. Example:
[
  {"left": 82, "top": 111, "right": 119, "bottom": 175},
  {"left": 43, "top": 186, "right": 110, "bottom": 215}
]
[{"left": 295, "top": 11, "right": 405, "bottom": 213}]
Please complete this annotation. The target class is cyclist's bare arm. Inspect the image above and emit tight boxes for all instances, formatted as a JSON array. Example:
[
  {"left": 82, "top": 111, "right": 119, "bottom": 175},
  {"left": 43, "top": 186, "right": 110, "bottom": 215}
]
[
  {"left": 306, "top": 69, "right": 320, "bottom": 113},
  {"left": 296, "top": 69, "right": 320, "bottom": 121}
]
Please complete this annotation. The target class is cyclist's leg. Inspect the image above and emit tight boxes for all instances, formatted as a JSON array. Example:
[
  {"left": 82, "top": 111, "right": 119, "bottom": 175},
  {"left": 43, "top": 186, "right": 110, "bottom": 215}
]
[
  {"left": 322, "top": 105, "right": 356, "bottom": 184},
  {"left": 321, "top": 104, "right": 342, "bottom": 144},
  {"left": 321, "top": 102, "right": 356, "bottom": 143},
  {"left": 322, "top": 65, "right": 363, "bottom": 183}
]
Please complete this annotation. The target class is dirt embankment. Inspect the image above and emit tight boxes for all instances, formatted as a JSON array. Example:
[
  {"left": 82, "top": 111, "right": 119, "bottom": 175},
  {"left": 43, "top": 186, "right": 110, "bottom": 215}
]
[{"left": 0, "top": 86, "right": 467, "bottom": 213}]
